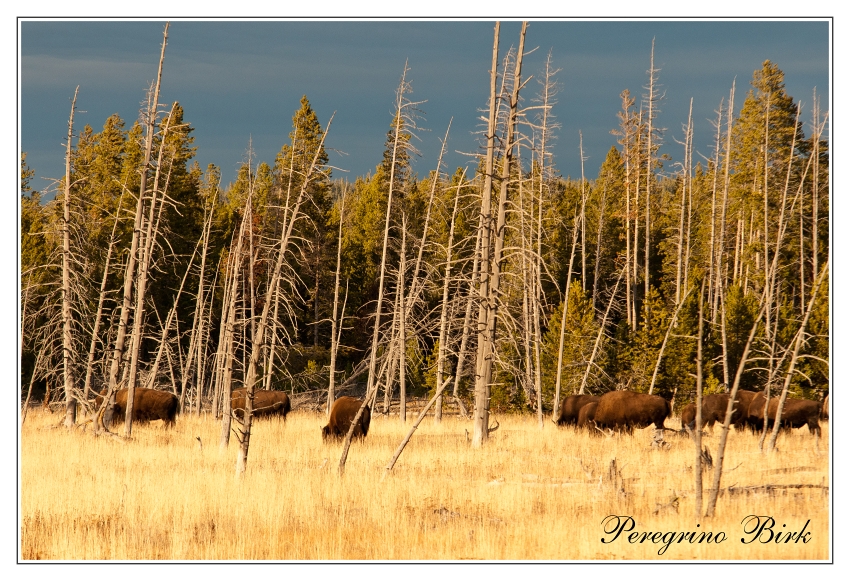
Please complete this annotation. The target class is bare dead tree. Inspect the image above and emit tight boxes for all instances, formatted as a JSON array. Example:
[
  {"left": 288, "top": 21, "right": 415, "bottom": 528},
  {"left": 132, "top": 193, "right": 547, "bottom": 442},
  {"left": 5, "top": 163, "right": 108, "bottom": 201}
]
[
  {"left": 103, "top": 23, "right": 169, "bottom": 428},
  {"left": 551, "top": 212, "right": 579, "bottom": 421},
  {"left": 339, "top": 62, "right": 423, "bottom": 473},
  {"left": 473, "top": 21, "right": 527, "bottom": 447},
  {"left": 434, "top": 171, "right": 464, "bottom": 423},
  {"left": 675, "top": 99, "right": 694, "bottom": 303},
  {"left": 327, "top": 186, "right": 347, "bottom": 417},
  {"left": 643, "top": 39, "right": 663, "bottom": 312},
  {"left": 234, "top": 114, "right": 335, "bottom": 474},
  {"left": 61, "top": 86, "right": 79, "bottom": 429},
  {"left": 81, "top": 190, "right": 125, "bottom": 403},
  {"left": 469, "top": 22, "right": 501, "bottom": 442},
  {"left": 124, "top": 102, "right": 178, "bottom": 437},
  {"left": 694, "top": 279, "right": 706, "bottom": 519}
]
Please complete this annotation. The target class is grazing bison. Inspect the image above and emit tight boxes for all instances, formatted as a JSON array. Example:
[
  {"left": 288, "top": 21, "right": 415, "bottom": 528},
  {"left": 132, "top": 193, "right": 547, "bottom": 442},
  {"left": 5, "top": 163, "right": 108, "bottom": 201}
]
[
  {"left": 97, "top": 388, "right": 179, "bottom": 427},
  {"left": 593, "top": 390, "right": 670, "bottom": 433},
  {"left": 747, "top": 393, "right": 821, "bottom": 436},
  {"left": 577, "top": 402, "right": 598, "bottom": 430},
  {"left": 681, "top": 390, "right": 757, "bottom": 431},
  {"left": 822, "top": 394, "right": 829, "bottom": 420},
  {"left": 230, "top": 389, "right": 291, "bottom": 421},
  {"left": 555, "top": 394, "right": 600, "bottom": 426},
  {"left": 322, "top": 396, "right": 371, "bottom": 441}
]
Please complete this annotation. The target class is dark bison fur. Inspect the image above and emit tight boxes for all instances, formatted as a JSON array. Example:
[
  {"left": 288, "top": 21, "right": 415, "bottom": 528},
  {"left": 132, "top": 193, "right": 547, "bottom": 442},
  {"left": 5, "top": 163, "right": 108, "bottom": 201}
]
[
  {"left": 231, "top": 389, "right": 291, "bottom": 421},
  {"left": 555, "top": 394, "right": 600, "bottom": 426},
  {"left": 322, "top": 396, "right": 371, "bottom": 440},
  {"left": 577, "top": 402, "right": 598, "bottom": 430},
  {"left": 593, "top": 390, "right": 670, "bottom": 432},
  {"left": 747, "top": 393, "right": 821, "bottom": 437},
  {"left": 822, "top": 394, "right": 829, "bottom": 420},
  {"left": 97, "top": 388, "right": 178, "bottom": 427}
]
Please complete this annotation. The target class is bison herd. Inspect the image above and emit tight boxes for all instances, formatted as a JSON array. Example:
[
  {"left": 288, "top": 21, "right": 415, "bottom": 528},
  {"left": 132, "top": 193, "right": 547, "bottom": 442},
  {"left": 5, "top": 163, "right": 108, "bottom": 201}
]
[
  {"left": 92, "top": 383, "right": 825, "bottom": 445},
  {"left": 556, "top": 391, "right": 670, "bottom": 433},
  {"left": 95, "top": 387, "right": 372, "bottom": 442},
  {"left": 557, "top": 388, "right": 826, "bottom": 439}
]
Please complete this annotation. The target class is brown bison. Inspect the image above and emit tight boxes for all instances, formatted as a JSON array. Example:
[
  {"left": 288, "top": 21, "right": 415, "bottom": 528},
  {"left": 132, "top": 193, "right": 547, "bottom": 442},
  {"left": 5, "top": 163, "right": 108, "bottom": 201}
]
[
  {"left": 97, "top": 388, "right": 179, "bottom": 427},
  {"left": 230, "top": 389, "right": 291, "bottom": 421},
  {"left": 681, "top": 390, "right": 757, "bottom": 431},
  {"left": 577, "top": 401, "right": 598, "bottom": 430},
  {"left": 593, "top": 390, "right": 670, "bottom": 433},
  {"left": 322, "top": 396, "right": 371, "bottom": 440},
  {"left": 747, "top": 392, "right": 821, "bottom": 437},
  {"left": 822, "top": 394, "right": 829, "bottom": 420},
  {"left": 555, "top": 394, "right": 600, "bottom": 426}
]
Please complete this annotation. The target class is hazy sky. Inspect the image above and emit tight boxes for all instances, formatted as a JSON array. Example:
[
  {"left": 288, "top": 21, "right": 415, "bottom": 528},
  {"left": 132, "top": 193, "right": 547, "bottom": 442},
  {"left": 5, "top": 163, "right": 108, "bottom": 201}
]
[{"left": 20, "top": 19, "right": 829, "bottom": 196}]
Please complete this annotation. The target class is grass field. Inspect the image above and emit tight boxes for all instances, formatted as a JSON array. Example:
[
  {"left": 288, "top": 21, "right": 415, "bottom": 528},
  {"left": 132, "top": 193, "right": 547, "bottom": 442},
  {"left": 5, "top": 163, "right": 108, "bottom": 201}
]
[{"left": 20, "top": 407, "right": 830, "bottom": 561}]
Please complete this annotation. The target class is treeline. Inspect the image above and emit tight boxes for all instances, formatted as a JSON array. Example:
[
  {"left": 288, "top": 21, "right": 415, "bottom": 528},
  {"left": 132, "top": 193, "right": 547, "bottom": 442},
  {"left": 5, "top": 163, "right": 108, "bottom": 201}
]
[{"left": 20, "top": 25, "right": 829, "bottom": 439}]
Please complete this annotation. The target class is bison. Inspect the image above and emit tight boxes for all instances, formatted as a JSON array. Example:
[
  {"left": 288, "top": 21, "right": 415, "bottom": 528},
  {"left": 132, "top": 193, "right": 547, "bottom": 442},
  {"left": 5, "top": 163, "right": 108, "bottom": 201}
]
[
  {"left": 555, "top": 394, "right": 600, "bottom": 426},
  {"left": 97, "top": 388, "right": 179, "bottom": 427},
  {"left": 680, "top": 390, "right": 757, "bottom": 431},
  {"left": 747, "top": 392, "right": 821, "bottom": 437},
  {"left": 230, "top": 389, "right": 291, "bottom": 421},
  {"left": 577, "top": 401, "right": 598, "bottom": 430},
  {"left": 822, "top": 394, "right": 829, "bottom": 420},
  {"left": 322, "top": 396, "right": 371, "bottom": 441},
  {"left": 593, "top": 390, "right": 670, "bottom": 433}
]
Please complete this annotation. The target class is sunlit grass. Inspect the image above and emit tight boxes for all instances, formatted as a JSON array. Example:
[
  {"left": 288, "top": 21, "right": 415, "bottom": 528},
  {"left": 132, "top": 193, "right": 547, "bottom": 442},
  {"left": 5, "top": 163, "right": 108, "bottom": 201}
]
[{"left": 20, "top": 407, "right": 829, "bottom": 560}]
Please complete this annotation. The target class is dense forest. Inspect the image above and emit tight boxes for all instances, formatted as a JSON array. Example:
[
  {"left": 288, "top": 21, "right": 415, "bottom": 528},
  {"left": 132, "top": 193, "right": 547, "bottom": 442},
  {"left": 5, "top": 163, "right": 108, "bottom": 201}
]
[{"left": 20, "top": 24, "right": 829, "bottom": 448}]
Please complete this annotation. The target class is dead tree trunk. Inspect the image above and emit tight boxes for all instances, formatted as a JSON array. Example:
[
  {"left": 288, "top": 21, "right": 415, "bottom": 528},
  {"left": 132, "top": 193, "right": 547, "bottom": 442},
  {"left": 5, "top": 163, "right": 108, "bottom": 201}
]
[
  {"left": 694, "top": 280, "right": 706, "bottom": 519},
  {"left": 82, "top": 191, "right": 124, "bottom": 403},
  {"left": 435, "top": 175, "right": 462, "bottom": 423},
  {"left": 470, "top": 22, "right": 500, "bottom": 445},
  {"left": 180, "top": 194, "right": 216, "bottom": 410},
  {"left": 61, "top": 86, "right": 79, "bottom": 429},
  {"left": 124, "top": 103, "right": 177, "bottom": 437},
  {"left": 707, "top": 103, "right": 722, "bottom": 321},
  {"left": 327, "top": 187, "right": 347, "bottom": 417},
  {"left": 551, "top": 214, "right": 579, "bottom": 420},
  {"left": 713, "top": 81, "right": 735, "bottom": 336},
  {"left": 103, "top": 23, "right": 169, "bottom": 429},
  {"left": 643, "top": 39, "right": 660, "bottom": 312},
  {"left": 473, "top": 21, "right": 526, "bottom": 447}
]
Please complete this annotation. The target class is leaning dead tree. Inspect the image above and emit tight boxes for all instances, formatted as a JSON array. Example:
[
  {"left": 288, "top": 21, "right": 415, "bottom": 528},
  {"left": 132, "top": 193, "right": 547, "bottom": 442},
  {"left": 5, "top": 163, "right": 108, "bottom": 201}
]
[
  {"left": 229, "top": 115, "right": 335, "bottom": 475},
  {"left": 61, "top": 86, "right": 79, "bottom": 429},
  {"left": 102, "top": 22, "right": 170, "bottom": 433}
]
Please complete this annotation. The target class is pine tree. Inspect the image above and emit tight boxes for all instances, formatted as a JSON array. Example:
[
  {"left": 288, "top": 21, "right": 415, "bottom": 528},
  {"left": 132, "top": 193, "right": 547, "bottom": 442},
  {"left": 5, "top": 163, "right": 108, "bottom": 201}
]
[{"left": 274, "top": 96, "right": 332, "bottom": 347}]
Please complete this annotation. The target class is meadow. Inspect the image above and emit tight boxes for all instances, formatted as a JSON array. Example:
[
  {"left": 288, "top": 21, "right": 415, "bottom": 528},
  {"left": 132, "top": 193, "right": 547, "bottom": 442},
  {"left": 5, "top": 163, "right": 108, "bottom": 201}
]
[{"left": 20, "top": 407, "right": 829, "bottom": 561}]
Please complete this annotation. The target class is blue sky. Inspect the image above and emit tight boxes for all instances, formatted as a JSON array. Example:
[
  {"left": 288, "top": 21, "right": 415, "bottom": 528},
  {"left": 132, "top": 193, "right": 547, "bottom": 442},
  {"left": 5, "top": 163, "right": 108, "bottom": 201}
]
[{"left": 20, "top": 19, "right": 829, "bottom": 196}]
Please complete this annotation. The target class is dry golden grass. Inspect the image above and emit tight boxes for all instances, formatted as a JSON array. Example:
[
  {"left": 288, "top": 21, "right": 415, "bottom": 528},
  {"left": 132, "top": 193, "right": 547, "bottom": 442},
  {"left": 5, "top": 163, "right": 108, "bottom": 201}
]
[{"left": 20, "top": 407, "right": 829, "bottom": 561}]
